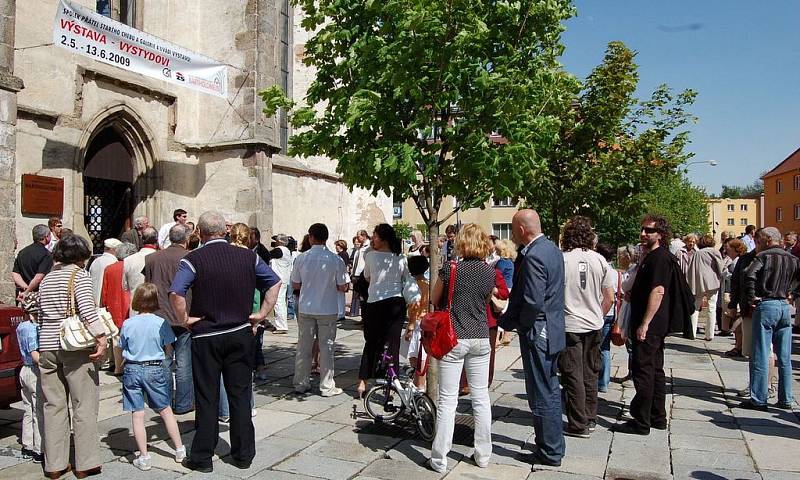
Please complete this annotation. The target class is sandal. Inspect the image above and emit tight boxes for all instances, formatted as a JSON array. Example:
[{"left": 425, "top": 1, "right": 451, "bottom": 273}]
[{"left": 724, "top": 348, "right": 743, "bottom": 358}]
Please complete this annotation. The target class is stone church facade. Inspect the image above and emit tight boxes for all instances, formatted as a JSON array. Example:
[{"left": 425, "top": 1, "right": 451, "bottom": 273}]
[{"left": 0, "top": 0, "right": 389, "bottom": 301}]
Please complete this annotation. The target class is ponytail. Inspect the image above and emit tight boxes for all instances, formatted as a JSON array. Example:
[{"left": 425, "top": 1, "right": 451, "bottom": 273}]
[{"left": 374, "top": 223, "right": 401, "bottom": 256}]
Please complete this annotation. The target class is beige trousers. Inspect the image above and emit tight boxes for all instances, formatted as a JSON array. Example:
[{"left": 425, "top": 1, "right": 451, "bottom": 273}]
[
  {"left": 19, "top": 365, "right": 43, "bottom": 453},
  {"left": 39, "top": 349, "right": 101, "bottom": 472}
]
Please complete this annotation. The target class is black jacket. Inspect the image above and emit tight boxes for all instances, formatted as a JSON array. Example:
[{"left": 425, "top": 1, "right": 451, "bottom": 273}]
[
  {"left": 743, "top": 246, "right": 800, "bottom": 304},
  {"left": 728, "top": 250, "right": 756, "bottom": 316}
]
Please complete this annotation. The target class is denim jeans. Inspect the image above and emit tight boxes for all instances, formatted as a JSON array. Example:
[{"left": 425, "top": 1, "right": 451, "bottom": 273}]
[
  {"left": 430, "top": 338, "right": 492, "bottom": 472},
  {"left": 518, "top": 322, "right": 565, "bottom": 463},
  {"left": 750, "top": 299, "right": 792, "bottom": 406},
  {"left": 171, "top": 330, "right": 193, "bottom": 414},
  {"left": 287, "top": 286, "right": 296, "bottom": 319},
  {"left": 598, "top": 315, "right": 615, "bottom": 392}
]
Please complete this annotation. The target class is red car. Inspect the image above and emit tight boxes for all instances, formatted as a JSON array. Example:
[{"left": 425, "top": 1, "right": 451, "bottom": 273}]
[{"left": 0, "top": 305, "right": 24, "bottom": 408}]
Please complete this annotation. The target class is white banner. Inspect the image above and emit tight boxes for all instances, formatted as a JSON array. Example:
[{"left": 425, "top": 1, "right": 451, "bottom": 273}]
[{"left": 53, "top": 0, "right": 228, "bottom": 98}]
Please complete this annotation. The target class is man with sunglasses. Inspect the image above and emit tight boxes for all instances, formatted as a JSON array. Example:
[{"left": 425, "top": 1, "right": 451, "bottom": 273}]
[{"left": 614, "top": 215, "right": 673, "bottom": 435}]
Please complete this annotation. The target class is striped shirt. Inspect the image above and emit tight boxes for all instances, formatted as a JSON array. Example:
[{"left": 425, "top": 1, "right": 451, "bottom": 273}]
[{"left": 37, "top": 264, "right": 105, "bottom": 351}]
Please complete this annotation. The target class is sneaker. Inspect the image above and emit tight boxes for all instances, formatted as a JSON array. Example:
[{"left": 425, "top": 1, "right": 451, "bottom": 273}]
[
  {"left": 30, "top": 451, "right": 43, "bottom": 464},
  {"left": 294, "top": 385, "right": 311, "bottom": 395},
  {"left": 218, "top": 416, "right": 230, "bottom": 423},
  {"left": 133, "top": 454, "right": 152, "bottom": 471},
  {"left": 426, "top": 459, "right": 446, "bottom": 474},
  {"left": 321, "top": 387, "right": 344, "bottom": 397},
  {"left": 587, "top": 420, "right": 597, "bottom": 432},
  {"left": 776, "top": 401, "right": 794, "bottom": 410},
  {"left": 174, "top": 446, "right": 187, "bottom": 463},
  {"left": 737, "top": 400, "right": 768, "bottom": 412},
  {"left": 739, "top": 386, "right": 751, "bottom": 397},
  {"left": 20, "top": 448, "right": 33, "bottom": 459},
  {"left": 564, "top": 427, "right": 591, "bottom": 438},
  {"left": 769, "top": 386, "right": 778, "bottom": 399}
]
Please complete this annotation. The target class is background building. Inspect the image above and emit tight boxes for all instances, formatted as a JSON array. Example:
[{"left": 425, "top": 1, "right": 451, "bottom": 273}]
[
  {"left": 705, "top": 197, "right": 762, "bottom": 245},
  {"left": 1, "top": 0, "right": 388, "bottom": 301},
  {"left": 396, "top": 196, "right": 519, "bottom": 240},
  {"left": 762, "top": 147, "right": 800, "bottom": 233}
]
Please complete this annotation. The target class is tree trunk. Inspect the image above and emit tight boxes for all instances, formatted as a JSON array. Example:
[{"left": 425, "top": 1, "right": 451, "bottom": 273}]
[{"left": 425, "top": 221, "right": 440, "bottom": 402}]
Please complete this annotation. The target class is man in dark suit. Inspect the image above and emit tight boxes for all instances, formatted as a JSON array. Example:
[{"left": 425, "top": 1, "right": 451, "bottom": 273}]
[{"left": 499, "top": 209, "right": 566, "bottom": 468}]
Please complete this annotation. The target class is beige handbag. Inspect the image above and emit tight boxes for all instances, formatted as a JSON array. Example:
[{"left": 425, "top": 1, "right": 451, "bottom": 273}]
[{"left": 60, "top": 269, "right": 119, "bottom": 351}]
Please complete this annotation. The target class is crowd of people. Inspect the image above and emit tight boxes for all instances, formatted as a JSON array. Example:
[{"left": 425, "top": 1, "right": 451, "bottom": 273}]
[{"left": 8, "top": 207, "right": 800, "bottom": 476}]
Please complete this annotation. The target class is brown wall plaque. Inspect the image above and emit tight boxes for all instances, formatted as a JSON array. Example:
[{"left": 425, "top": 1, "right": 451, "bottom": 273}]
[{"left": 21, "top": 174, "right": 64, "bottom": 216}]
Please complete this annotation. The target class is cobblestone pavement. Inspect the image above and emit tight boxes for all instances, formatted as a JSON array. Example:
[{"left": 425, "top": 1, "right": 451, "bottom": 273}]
[{"left": 0, "top": 316, "right": 799, "bottom": 479}]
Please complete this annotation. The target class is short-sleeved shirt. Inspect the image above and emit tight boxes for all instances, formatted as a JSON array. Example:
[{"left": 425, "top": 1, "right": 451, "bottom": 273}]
[
  {"left": 119, "top": 313, "right": 177, "bottom": 362},
  {"left": 16, "top": 321, "right": 38, "bottom": 366},
  {"left": 13, "top": 242, "right": 53, "bottom": 286},
  {"left": 438, "top": 259, "right": 495, "bottom": 339},
  {"left": 363, "top": 251, "right": 408, "bottom": 303},
  {"left": 563, "top": 249, "right": 616, "bottom": 333},
  {"left": 290, "top": 245, "right": 349, "bottom": 316},
  {"left": 630, "top": 246, "right": 672, "bottom": 336}
]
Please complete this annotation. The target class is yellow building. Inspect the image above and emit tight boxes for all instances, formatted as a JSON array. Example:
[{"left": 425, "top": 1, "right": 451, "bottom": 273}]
[
  {"left": 705, "top": 197, "right": 763, "bottom": 245},
  {"left": 395, "top": 196, "right": 519, "bottom": 240}
]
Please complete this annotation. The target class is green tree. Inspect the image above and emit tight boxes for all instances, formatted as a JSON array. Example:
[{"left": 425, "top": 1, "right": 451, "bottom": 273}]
[
  {"left": 518, "top": 42, "right": 698, "bottom": 246},
  {"left": 261, "top": 0, "right": 578, "bottom": 280},
  {"left": 392, "top": 221, "right": 412, "bottom": 241},
  {"left": 595, "top": 171, "right": 708, "bottom": 245},
  {"left": 719, "top": 177, "right": 764, "bottom": 198}
]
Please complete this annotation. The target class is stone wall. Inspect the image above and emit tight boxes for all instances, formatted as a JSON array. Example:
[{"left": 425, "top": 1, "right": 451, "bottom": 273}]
[{"left": 0, "top": 0, "right": 21, "bottom": 303}]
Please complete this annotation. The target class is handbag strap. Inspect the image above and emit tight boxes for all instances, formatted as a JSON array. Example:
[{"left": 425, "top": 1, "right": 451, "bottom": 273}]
[
  {"left": 445, "top": 260, "right": 457, "bottom": 312},
  {"left": 65, "top": 268, "right": 80, "bottom": 318}
]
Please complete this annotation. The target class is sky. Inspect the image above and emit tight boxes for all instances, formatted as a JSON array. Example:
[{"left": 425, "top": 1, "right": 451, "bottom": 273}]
[{"left": 559, "top": 1, "right": 800, "bottom": 195}]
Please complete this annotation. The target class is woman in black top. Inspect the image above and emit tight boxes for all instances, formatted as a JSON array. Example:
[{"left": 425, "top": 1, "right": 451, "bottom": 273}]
[{"left": 427, "top": 223, "right": 496, "bottom": 473}]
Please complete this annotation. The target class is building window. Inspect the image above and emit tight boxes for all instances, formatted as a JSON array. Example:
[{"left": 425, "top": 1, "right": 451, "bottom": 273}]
[
  {"left": 727, "top": 218, "right": 735, "bottom": 226},
  {"left": 777, "top": 179, "right": 783, "bottom": 193},
  {"left": 740, "top": 218, "right": 748, "bottom": 226},
  {"left": 795, "top": 175, "right": 800, "bottom": 190},
  {"left": 492, "top": 197, "right": 513, "bottom": 207},
  {"left": 795, "top": 204, "right": 800, "bottom": 220},
  {"left": 740, "top": 204, "right": 748, "bottom": 212},
  {"left": 96, "top": 0, "right": 137, "bottom": 26},
  {"left": 777, "top": 208, "right": 783, "bottom": 222},
  {"left": 392, "top": 201, "right": 403, "bottom": 219},
  {"left": 727, "top": 204, "right": 734, "bottom": 212},
  {"left": 492, "top": 223, "right": 512, "bottom": 240}
]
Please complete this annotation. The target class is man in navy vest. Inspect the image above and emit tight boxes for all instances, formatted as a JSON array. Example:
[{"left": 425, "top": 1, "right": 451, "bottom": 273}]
[
  {"left": 170, "top": 211, "right": 281, "bottom": 473},
  {"left": 499, "top": 209, "right": 566, "bottom": 468}
]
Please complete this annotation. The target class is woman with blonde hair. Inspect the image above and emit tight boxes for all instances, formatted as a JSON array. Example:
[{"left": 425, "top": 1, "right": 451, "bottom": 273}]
[
  {"left": 428, "top": 223, "right": 496, "bottom": 473},
  {"left": 494, "top": 239, "right": 516, "bottom": 345}
]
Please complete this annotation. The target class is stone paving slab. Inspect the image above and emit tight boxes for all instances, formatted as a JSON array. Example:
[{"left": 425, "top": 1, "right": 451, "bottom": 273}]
[{"left": 3, "top": 322, "right": 800, "bottom": 479}]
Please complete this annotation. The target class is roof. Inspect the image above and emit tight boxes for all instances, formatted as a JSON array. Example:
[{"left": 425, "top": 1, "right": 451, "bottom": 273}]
[{"left": 763, "top": 146, "right": 800, "bottom": 179}]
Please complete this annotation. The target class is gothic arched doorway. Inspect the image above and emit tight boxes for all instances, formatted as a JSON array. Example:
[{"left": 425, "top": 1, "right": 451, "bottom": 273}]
[{"left": 83, "top": 127, "right": 135, "bottom": 253}]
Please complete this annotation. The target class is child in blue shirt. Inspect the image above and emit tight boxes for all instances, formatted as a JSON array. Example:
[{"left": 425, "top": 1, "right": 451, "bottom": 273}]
[
  {"left": 17, "top": 293, "right": 43, "bottom": 463},
  {"left": 120, "top": 283, "right": 185, "bottom": 471}
]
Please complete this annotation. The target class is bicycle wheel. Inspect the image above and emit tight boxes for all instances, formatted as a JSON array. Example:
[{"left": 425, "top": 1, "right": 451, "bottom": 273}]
[
  {"left": 414, "top": 393, "right": 437, "bottom": 441},
  {"left": 364, "top": 384, "right": 404, "bottom": 422}
]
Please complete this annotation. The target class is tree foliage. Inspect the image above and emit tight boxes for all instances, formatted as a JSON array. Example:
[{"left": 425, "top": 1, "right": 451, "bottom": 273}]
[
  {"left": 518, "top": 41, "right": 699, "bottom": 246},
  {"left": 718, "top": 178, "right": 764, "bottom": 198},
  {"left": 261, "top": 0, "right": 577, "bottom": 236}
]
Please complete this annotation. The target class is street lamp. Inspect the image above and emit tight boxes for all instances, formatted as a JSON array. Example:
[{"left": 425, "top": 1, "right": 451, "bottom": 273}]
[{"left": 686, "top": 159, "right": 718, "bottom": 167}]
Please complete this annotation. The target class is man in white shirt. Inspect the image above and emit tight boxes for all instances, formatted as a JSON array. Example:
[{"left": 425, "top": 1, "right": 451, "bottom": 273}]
[
  {"left": 742, "top": 224, "right": 756, "bottom": 252},
  {"left": 123, "top": 227, "right": 158, "bottom": 302},
  {"left": 291, "top": 223, "right": 349, "bottom": 397},
  {"left": 269, "top": 234, "right": 293, "bottom": 333},
  {"left": 88, "top": 238, "right": 121, "bottom": 304},
  {"left": 559, "top": 216, "right": 615, "bottom": 438},
  {"left": 158, "top": 208, "right": 188, "bottom": 249}
]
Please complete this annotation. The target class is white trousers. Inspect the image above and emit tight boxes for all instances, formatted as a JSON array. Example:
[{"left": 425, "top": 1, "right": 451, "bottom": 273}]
[
  {"left": 273, "top": 283, "right": 289, "bottom": 331},
  {"left": 20, "top": 364, "right": 43, "bottom": 453},
  {"left": 690, "top": 290, "right": 719, "bottom": 340},
  {"left": 293, "top": 314, "right": 339, "bottom": 394},
  {"left": 430, "top": 338, "right": 492, "bottom": 472}
]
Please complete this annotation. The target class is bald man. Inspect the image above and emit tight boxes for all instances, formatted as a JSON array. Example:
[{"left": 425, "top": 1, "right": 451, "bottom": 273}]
[{"left": 499, "top": 209, "right": 566, "bottom": 468}]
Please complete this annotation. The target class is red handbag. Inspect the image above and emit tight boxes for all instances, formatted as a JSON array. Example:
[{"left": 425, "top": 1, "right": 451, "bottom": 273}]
[{"left": 421, "top": 261, "right": 459, "bottom": 359}]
